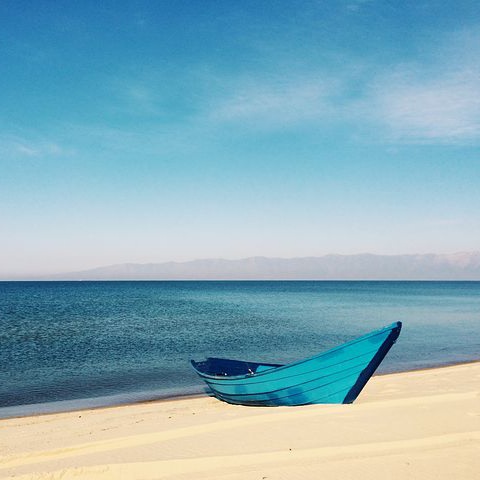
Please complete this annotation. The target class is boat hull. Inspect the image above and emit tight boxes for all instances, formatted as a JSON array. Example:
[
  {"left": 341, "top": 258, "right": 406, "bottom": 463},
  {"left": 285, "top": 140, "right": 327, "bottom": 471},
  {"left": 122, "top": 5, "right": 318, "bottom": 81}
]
[{"left": 191, "top": 322, "right": 402, "bottom": 406}]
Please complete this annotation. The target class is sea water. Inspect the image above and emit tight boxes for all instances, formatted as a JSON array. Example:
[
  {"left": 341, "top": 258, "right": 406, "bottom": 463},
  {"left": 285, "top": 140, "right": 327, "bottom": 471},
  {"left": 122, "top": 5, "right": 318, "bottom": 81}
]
[{"left": 1, "top": 281, "right": 479, "bottom": 418}]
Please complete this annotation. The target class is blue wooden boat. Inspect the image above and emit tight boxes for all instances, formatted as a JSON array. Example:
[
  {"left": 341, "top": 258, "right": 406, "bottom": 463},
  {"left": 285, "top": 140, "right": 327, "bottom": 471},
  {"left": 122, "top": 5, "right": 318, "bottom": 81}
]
[{"left": 191, "top": 321, "right": 402, "bottom": 406}]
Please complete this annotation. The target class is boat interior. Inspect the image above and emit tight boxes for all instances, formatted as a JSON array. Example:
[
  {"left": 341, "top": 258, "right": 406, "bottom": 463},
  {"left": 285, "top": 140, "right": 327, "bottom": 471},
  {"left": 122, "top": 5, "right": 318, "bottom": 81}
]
[{"left": 191, "top": 357, "right": 282, "bottom": 377}]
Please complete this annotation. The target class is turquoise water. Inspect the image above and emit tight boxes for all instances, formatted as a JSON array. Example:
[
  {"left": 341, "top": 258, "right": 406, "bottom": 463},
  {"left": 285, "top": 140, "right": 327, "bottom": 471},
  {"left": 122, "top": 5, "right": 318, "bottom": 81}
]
[{"left": 1, "top": 281, "right": 479, "bottom": 418}]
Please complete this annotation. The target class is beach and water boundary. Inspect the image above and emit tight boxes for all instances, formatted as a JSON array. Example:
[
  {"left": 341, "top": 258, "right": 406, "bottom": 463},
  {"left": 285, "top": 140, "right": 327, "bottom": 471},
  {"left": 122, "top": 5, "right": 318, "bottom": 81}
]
[
  {"left": 1, "top": 361, "right": 479, "bottom": 479},
  {"left": 1, "top": 281, "right": 479, "bottom": 478},
  {"left": 1, "top": 280, "right": 479, "bottom": 418}
]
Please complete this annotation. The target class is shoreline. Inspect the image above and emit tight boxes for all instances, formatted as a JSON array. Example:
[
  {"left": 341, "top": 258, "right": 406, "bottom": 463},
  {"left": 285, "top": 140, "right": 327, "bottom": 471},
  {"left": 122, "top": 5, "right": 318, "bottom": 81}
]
[
  {"left": 1, "top": 361, "right": 479, "bottom": 479},
  {"left": 1, "top": 359, "right": 479, "bottom": 422},
  {"left": 3, "top": 279, "right": 480, "bottom": 282}
]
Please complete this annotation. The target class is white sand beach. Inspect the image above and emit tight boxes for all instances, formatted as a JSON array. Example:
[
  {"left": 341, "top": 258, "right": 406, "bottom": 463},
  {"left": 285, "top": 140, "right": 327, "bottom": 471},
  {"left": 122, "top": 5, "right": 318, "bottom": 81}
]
[{"left": 1, "top": 362, "right": 479, "bottom": 479}]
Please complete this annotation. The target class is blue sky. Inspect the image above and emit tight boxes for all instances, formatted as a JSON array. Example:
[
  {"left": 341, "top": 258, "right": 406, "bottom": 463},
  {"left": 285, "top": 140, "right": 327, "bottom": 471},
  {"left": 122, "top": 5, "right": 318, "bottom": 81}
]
[{"left": 1, "top": 1, "right": 480, "bottom": 276}]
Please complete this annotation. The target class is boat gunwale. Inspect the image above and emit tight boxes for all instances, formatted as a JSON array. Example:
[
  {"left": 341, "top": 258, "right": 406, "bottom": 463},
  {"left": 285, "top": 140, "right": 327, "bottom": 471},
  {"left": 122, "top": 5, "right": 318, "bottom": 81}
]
[{"left": 191, "top": 321, "right": 401, "bottom": 382}]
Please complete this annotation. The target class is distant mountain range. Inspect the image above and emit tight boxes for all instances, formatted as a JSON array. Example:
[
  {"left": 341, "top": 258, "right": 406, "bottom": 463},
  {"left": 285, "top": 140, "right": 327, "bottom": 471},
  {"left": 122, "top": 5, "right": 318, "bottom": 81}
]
[{"left": 51, "top": 252, "right": 480, "bottom": 280}]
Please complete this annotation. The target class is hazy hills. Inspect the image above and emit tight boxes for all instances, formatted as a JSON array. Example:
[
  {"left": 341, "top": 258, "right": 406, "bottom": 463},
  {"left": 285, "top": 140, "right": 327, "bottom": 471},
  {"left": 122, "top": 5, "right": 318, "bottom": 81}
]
[{"left": 51, "top": 252, "right": 480, "bottom": 280}]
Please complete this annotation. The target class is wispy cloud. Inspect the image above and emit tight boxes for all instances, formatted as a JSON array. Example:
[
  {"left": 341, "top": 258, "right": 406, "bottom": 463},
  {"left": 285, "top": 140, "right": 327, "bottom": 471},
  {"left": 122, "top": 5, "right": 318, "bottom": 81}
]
[
  {"left": 5, "top": 27, "right": 479, "bottom": 164},
  {"left": 203, "top": 27, "right": 480, "bottom": 145},
  {"left": 0, "top": 134, "right": 73, "bottom": 159},
  {"left": 345, "top": 0, "right": 375, "bottom": 13},
  {"left": 104, "top": 77, "right": 164, "bottom": 117},
  {"left": 366, "top": 66, "right": 480, "bottom": 144},
  {"left": 350, "top": 27, "right": 480, "bottom": 144},
  {"left": 209, "top": 77, "right": 339, "bottom": 127}
]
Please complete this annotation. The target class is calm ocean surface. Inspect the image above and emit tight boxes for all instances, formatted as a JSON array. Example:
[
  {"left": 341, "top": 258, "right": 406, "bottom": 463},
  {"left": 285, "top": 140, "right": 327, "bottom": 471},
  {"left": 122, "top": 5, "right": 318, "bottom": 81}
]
[{"left": 1, "top": 281, "right": 479, "bottom": 418}]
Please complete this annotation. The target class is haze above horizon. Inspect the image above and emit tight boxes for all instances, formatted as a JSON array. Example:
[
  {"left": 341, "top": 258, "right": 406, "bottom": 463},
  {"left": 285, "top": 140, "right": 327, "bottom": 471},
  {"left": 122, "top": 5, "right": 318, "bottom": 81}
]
[{"left": 1, "top": 1, "right": 480, "bottom": 277}]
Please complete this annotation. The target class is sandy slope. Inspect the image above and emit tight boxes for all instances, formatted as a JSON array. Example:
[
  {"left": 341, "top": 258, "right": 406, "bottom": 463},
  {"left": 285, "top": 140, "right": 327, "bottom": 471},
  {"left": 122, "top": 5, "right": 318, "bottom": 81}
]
[{"left": 1, "top": 362, "right": 479, "bottom": 479}]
